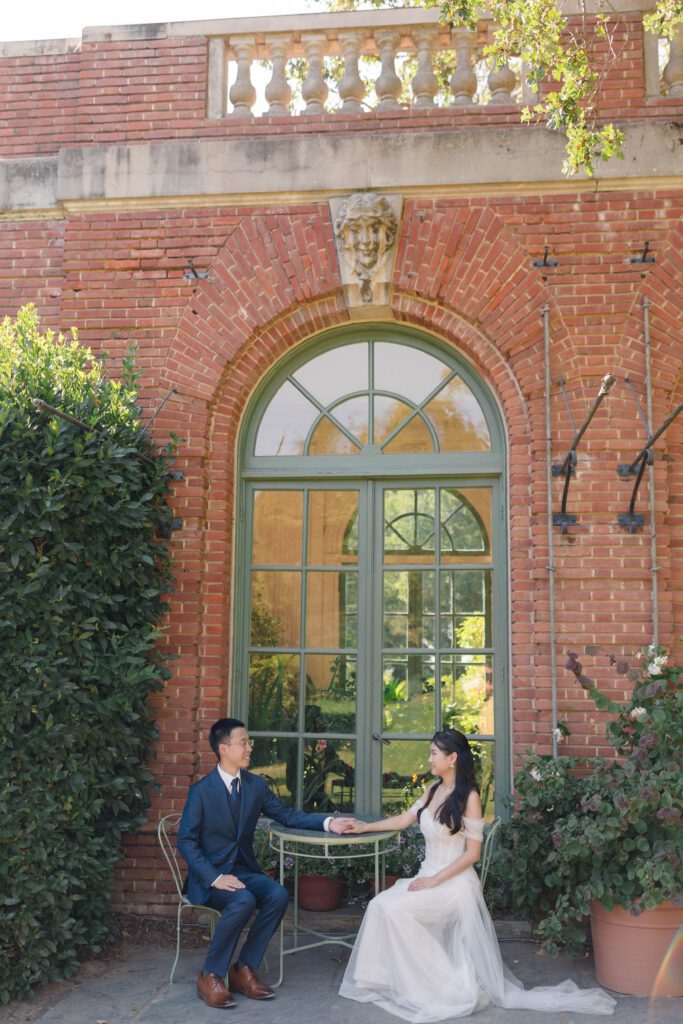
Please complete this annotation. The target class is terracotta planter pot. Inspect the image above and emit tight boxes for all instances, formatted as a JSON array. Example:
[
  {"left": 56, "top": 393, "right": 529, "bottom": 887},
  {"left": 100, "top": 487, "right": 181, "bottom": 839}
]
[
  {"left": 370, "top": 875, "right": 399, "bottom": 896},
  {"left": 297, "top": 874, "right": 344, "bottom": 911},
  {"left": 591, "top": 899, "right": 683, "bottom": 997}
]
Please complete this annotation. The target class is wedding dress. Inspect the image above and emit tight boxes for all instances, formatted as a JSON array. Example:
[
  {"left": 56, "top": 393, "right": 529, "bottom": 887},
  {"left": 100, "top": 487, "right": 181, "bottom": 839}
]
[{"left": 339, "top": 802, "right": 616, "bottom": 1022}]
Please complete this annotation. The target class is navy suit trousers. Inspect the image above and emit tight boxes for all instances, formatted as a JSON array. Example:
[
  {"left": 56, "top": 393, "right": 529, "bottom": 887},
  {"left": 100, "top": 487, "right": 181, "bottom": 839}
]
[{"left": 203, "top": 869, "right": 289, "bottom": 978}]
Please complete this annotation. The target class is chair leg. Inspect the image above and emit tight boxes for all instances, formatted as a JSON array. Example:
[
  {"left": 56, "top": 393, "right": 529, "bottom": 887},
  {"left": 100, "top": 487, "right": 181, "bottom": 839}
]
[{"left": 170, "top": 902, "right": 183, "bottom": 984}]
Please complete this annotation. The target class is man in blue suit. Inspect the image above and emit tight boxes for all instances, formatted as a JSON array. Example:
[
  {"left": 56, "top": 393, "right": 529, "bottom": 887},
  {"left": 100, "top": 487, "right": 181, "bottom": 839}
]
[{"left": 178, "top": 717, "right": 355, "bottom": 1009}]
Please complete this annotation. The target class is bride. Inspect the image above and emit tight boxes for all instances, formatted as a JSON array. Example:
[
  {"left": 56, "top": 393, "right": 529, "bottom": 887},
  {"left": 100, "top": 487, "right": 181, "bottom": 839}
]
[{"left": 339, "top": 729, "right": 616, "bottom": 1022}]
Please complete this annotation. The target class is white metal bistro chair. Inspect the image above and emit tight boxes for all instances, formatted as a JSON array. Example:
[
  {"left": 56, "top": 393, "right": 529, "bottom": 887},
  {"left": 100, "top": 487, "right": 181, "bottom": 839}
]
[
  {"left": 479, "top": 816, "right": 502, "bottom": 894},
  {"left": 158, "top": 812, "right": 221, "bottom": 984}
]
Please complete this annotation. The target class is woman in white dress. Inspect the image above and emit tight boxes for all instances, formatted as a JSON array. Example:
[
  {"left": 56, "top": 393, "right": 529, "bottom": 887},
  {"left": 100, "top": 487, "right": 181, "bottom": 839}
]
[{"left": 339, "top": 729, "right": 616, "bottom": 1022}]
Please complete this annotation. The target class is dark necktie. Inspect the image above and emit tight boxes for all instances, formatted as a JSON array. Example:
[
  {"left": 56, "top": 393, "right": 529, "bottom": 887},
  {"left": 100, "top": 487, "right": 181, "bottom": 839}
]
[{"left": 228, "top": 778, "right": 241, "bottom": 821}]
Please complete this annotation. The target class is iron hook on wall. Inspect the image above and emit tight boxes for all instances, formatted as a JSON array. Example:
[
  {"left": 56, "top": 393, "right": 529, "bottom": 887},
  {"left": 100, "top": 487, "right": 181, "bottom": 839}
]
[
  {"left": 617, "top": 396, "right": 683, "bottom": 533},
  {"left": 552, "top": 373, "right": 617, "bottom": 533}
]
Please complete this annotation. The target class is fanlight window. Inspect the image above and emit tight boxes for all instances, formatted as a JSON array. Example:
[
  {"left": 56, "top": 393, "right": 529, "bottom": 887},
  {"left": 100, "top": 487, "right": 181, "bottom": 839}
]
[{"left": 255, "top": 341, "right": 491, "bottom": 456}]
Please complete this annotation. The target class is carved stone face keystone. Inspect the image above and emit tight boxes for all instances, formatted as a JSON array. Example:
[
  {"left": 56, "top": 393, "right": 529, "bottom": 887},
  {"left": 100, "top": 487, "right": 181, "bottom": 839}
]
[{"left": 334, "top": 193, "right": 398, "bottom": 303}]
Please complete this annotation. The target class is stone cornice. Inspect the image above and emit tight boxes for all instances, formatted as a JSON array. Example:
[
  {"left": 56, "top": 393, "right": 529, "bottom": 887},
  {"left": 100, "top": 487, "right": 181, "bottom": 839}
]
[{"left": 1, "top": 121, "right": 682, "bottom": 218}]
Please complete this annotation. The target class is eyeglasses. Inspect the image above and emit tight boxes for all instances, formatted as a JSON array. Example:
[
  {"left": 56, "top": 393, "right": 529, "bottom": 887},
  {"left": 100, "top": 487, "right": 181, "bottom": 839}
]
[{"left": 225, "top": 738, "right": 255, "bottom": 749}]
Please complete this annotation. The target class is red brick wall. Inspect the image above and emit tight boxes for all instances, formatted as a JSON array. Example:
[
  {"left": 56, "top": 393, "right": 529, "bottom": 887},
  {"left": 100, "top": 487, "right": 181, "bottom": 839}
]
[{"left": 2, "top": 12, "right": 682, "bottom": 915}]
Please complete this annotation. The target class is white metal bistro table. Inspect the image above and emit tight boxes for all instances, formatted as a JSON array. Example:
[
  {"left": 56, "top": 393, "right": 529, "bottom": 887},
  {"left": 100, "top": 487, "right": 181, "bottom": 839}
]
[{"left": 268, "top": 822, "right": 397, "bottom": 987}]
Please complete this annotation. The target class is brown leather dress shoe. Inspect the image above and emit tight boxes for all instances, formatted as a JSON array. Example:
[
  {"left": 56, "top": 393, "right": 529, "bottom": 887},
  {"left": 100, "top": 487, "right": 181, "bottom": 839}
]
[
  {"left": 196, "top": 972, "right": 236, "bottom": 1008},
  {"left": 228, "top": 963, "right": 274, "bottom": 1000}
]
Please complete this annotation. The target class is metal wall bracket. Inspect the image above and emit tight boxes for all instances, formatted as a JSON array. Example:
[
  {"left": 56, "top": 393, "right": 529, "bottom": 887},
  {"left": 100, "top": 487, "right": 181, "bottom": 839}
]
[
  {"left": 184, "top": 257, "right": 209, "bottom": 280},
  {"left": 617, "top": 397, "right": 683, "bottom": 531},
  {"left": 532, "top": 245, "right": 558, "bottom": 269}
]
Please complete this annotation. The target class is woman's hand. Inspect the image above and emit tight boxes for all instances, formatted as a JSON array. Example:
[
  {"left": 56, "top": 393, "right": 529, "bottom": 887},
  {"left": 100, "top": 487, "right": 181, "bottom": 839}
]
[
  {"left": 346, "top": 820, "right": 369, "bottom": 834},
  {"left": 407, "top": 876, "right": 438, "bottom": 892}
]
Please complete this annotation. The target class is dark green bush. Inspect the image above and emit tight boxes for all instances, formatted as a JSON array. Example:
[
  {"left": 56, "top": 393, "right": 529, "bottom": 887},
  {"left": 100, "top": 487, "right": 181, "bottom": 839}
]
[{"left": 0, "top": 307, "right": 175, "bottom": 1002}]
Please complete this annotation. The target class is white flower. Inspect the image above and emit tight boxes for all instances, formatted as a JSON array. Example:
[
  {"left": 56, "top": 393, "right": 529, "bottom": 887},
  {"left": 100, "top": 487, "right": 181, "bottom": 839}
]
[
  {"left": 647, "top": 643, "right": 657, "bottom": 656},
  {"left": 629, "top": 706, "right": 648, "bottom": 722},
  {"left": 552, "top": 727, "right": 564, "bottom": 743},
  {"left": 647, "top": 655, "right": 668, "bottom": 676},
  {"left": 530, "top": 767, "right": 542, "bottom": 782}
]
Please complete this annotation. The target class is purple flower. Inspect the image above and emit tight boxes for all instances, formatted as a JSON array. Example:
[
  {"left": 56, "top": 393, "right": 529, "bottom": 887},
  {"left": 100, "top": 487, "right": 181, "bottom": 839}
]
[{"left": 656, "top": 807, "right": 681, "bottom": 820}]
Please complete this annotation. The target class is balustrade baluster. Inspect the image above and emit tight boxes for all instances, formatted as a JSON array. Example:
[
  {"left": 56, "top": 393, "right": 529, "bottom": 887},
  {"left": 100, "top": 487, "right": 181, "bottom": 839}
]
[
  {"left": 663, "top": 24, "right": 683, "bottom": 97},
  {"left": 486, "top": 25, "right": 516, "bottom": 105},
  {"left": 228, "top": 37, "right": 257, "bottom": 117},
  {"left": 412, "top": 28, "right": 438, "bottom": 107},
  {"left": 265, "top": 35, "right": 292, "bottom": 116},
  {"left": 338, "top": 30, "right": 365, "bottom": 113},
  {"left": 301, "top": 33, "right": 329, "bottom": 114},
  {"left": 450, "top": 27, "right": 477, "bottom": 105},
  {"left": 375, "top": 30, "right": 402, "bottom": 109}
]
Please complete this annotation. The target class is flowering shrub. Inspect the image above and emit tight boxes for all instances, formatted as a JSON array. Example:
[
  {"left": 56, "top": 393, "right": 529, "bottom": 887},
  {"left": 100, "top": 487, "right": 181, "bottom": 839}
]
[{"left": 502, "top": 646, "right": 682, "bottom": 956}]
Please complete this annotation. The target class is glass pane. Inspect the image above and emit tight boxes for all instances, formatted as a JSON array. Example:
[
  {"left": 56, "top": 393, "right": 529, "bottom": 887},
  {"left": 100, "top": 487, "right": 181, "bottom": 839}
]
[
  {"left": 383, "top": 655, "right": 436, "bottom": 732},
  {"left": 441, "top": 488, "right": 492, "bottom": 564},
  {"left": 249, "top": 737, "right": 297, "bottom": 807},
  {"left": 383, "top": 571, "right": 435, "bottom": 648},
  {"left": 302, "top": 738, "right": 355, "bottom": 813},
  {"left": 383, "top": 414, "right": 434, "bottom": 454},
  {"left": 251, "top": 571, "right": 301, "bottom": 648},
  {"left": 304, "top": 654, "right": 356, "bottom": 732},
  {"left": 255, "top": 381, "right": 319, "bottom": 456},
  {"left": 252, "top": 490, "right": 303, "bottom": 565},
  {"left": 307, "top": 491, "right": 359, "bottom": 565},
  {"left": 439, "top": 570, "right": 492, "bottom": 649},
  {"left": 330, "top": 396, "right": 369, "bottom": 446},
  {"left": 292, "top": 343, "right": 368, "bottom": 406},
  {"left": 440, "top": 655, "right": 494, "bottom": 735},
  {"left": 248, "top": 653, "right": 299, "bottom": 732},
  {"left": 424, "top": 376, "right": 491, "bottom": 452},
  {"left": 381, "top": 740, "right": 432, "bottom": 816},
  {"left": 374, "top": 342, "right": 451, "bottom": 405},
  {"left": 374, "top": 396, "right": 413, "bottom": 445},
  {"left": 384, "top": 489, "right": 437, "bottom": 564},
  {"left": 308, "top": 418, "right": 360, "bottom": 456},
  {"left": 306, "top": 571, "right": 357, "bottom": 648},
  {"left": 471, "top": 741, "right": 495, "bottom": 822}
]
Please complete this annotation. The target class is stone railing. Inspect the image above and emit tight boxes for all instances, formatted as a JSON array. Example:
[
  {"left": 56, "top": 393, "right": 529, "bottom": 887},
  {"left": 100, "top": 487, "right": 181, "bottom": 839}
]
[
  {"left": 205, "top": 6, "right": 683, "bottom": 119},
  {"left": 206, "top": 9, "right": 535, "bottom": 119}
]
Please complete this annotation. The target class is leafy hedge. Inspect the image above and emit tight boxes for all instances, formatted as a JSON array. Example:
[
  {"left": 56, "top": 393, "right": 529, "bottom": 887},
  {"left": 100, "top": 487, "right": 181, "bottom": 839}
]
[{"left": 0, "top": 307, "right": 174, "bottom": 1002}]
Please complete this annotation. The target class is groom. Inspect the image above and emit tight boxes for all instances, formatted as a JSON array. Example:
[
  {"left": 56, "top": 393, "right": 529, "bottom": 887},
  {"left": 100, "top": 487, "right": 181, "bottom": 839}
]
[{"left": 177, "top": 717, "right": 355, "bottom": 1009}]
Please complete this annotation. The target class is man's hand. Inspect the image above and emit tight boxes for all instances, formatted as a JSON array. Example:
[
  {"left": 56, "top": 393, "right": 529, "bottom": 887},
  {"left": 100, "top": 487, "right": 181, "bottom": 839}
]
[
  {"left": 407, "top": 876, "right": 438, "bottom": 892},
  {"left": 213, "top": 874, "right": 246, "bottom": 891},
  {"left": 328, "top": 817, "right": 357, "bottom": 834}
]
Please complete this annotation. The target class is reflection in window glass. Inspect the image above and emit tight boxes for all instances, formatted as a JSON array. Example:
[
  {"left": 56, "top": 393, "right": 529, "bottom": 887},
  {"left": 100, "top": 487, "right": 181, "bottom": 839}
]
[
  {"left": 304, "top": 654, "right": 356, "bottom": 732},
  {"left": 383, "top": 655, "right": 436, "bottom": 732},
  {"left": 470, "top": 741, "right": 495, "bottom": 821},
  {"left": 439, "top": 570, "right": 492, "bottom": 649},
  {"left": 440, "top": 656, "right": 494, "bottom": 736},
  {"left": 374, "top": 396, "right": 414, "bottom": 445},
  {"left": 306, "top": 571, "right": 358, "bottom": 649},
  {"left": 250, "top": 570, "right": 301, "bottom": 648},
  {"left": 441, "top": 489, "right": 491, "bottom": 563},
  {"left": 249, "top": 737, "right": 297, "bottom": 807},
  {"left": 424, "top": 376, "right": 491, "bottom": 452},
  {"left": 383, "top": 415, "right": 434, "bottom": 454},
  {"left": 384, "top": 490, "right": 437, "bottom": 560},
  {"left": 308, "top": 418, "right": 360, "bottom": 455},
  {"left": 302, "top": 738, "right": 355, "bottom": 813},
  {"left": 248, "top": 654, "right": 299, "bottom": 732},
  {"left": 252, "top": 490, "right": 303, "bottom": 566},
  {"left": 293, "top": 343, "right": 368, "bottom": 406},
  {"left": 381, "top": 740, "right": 432, "bottom": 816},
  {"left": 375, "top": 342, "right": 450, "bottom": 405},
  {"left": 307, "top": 491, "right": 359, "bottom": 565},
  {"left": 383, "top": 571, "right": 436, "bottom": 649},
  {"left": 255, "top": 381, "right": 319, "bottom": 456},
  {"left": 330, "top": 396, "right": 369, "bottom": 446}
]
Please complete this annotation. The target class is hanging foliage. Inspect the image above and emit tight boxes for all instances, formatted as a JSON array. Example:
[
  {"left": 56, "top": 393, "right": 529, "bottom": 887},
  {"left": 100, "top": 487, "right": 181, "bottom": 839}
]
[{"left": 0, "top": 306, "right": 176, "bottom": 1002}]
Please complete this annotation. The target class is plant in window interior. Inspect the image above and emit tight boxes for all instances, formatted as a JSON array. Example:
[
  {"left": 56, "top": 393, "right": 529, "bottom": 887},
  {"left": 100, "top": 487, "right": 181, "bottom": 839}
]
[{"left": 499, "top": 647, "right": 682, "bottom": 993}]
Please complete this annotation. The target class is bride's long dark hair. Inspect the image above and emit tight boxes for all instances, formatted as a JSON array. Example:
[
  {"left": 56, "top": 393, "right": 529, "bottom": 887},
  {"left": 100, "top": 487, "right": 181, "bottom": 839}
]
[{"left": 417, "top": 729, "right": 479, "bottom": 835}]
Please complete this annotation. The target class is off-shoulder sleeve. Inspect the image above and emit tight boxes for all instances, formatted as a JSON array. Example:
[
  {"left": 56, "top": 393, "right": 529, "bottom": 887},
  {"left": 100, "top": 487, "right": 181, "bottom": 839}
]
[{"left": 461, "top": 815, "right": 485, "bottom": 842}]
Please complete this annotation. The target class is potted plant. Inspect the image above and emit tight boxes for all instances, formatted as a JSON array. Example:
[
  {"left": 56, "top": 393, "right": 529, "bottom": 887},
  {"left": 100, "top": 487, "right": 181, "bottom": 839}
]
[
  {"left": 502, "top": 646, "right": 682, "bottom": 996},
  {"left": 295, "top": 851, "right": 344, "bottom": 911}
]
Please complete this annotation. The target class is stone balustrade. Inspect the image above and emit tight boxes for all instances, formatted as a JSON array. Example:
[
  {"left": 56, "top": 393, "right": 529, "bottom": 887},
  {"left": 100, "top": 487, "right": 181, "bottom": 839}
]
[{"left": 204, "top": 5, "right": 683, "bottom": 119}]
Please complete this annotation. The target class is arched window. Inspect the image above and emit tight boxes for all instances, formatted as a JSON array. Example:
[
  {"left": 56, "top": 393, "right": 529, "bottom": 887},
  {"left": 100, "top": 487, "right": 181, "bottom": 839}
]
[{"left": 234, "top": 326, "right": 507, "bottom": 819}]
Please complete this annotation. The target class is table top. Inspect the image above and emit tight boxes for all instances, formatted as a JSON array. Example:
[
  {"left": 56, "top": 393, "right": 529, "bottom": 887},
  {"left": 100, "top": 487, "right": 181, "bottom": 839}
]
[{"left": 268, "top": 822, "right": 397, "bottom": 848}]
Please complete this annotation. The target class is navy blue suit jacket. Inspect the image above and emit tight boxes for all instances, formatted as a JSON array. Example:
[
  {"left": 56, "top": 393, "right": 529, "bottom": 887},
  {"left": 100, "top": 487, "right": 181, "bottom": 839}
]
[{"left": 177, "top": 767, "right": 327, "bottom": 905}]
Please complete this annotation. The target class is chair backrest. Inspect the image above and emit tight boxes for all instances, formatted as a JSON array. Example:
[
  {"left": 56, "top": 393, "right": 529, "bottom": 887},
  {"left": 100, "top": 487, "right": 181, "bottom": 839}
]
[
  {"left": 158, "top": 813, "right": 186, "bottom": 900},
  {"left": 479, "top": 816, "right": 502, "bottom": 894}
]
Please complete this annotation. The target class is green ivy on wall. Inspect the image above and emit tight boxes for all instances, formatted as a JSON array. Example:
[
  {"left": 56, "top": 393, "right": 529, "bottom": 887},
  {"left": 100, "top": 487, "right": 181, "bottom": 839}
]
[{"left": 0, "top": 307, "right": 175, "bottom": 1003}]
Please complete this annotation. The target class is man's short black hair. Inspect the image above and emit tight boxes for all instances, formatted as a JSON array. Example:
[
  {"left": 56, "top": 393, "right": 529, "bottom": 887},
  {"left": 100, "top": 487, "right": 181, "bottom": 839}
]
[{"left": 209, "top": 717, "right": 245, "bottom": 759}]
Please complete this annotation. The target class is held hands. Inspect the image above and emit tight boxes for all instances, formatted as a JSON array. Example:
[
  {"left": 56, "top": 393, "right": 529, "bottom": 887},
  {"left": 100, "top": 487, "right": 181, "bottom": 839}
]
[
  {"left": 214, "top": 874, "right": 246, "bottom": 891},
  {"left": 329, "top": 817, "right": 357, "bottom": 834},
  {"left": 407, "top": 876, "right": 438, "bottom": 892},
  {"left": 344, "top": 820, "right": 369, "bottom": 834}
]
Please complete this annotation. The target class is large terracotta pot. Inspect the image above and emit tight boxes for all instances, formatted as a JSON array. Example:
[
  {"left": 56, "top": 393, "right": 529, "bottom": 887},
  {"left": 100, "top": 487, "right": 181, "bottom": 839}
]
[
  {"left": 590, "top": 899, "right": 683, "bottom": 997},
  {"left": 297, "top": 874, "right": 344, "bottom": 911}
]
